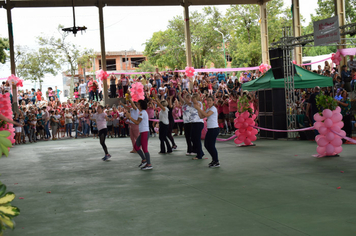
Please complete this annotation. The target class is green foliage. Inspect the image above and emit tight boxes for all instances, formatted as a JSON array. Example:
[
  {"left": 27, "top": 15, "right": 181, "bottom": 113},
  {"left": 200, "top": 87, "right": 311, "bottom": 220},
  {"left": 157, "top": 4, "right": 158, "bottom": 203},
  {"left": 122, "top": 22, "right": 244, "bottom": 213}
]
[
  {"left": 16, "top": 46, "right": 61, "bottom": 89},
  {"left": 0, "top": 121, "right": 6, "bottom": 129},
  {"left": 316, "top": 94, "right": 338, "bottom": 112},
  {"left": 0, "top": 182, "right": 20, "bottom": 235},
  {"left": 237, "top": 95, "right": 253, "bottom": 115},
  {"left": 135, "top": 60, "right": 156, "bottom": 74},
  {"left": 0, "top": 131, "right": 12, "bottom": 158},
  {"left": 0, "top": 38, "right": 9, "bottom": 64}
]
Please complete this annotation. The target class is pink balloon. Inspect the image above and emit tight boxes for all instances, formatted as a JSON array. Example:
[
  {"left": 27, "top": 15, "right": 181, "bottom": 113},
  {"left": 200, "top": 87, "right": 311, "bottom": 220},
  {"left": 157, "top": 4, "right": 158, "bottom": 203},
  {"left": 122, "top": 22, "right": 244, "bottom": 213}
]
[
  {"left": 315, "top": 135, "right": 323, "bottom": 142},
  {"left": 237, "top": 117, "right": 245, "bottom": 123},
  {"left": 314, "top": 121, "right": 323, "bottom": 130},
  {"left": 326, "top": 132, "right": 335, "bottom": 141},
  {"left": 235, "top": 130, "right": 240, "bottom": 136},
  {"left": 242, "top": 111, "right": 249, "bottom": 119},
  {"left": 331, "top": 113, "right": 342, "bottom": 123},
  {"left": 244, "top": 138, "right": 252, "bottom": 145},
  {"left": 234, "top": 138, "right": 243, "bottom": 145},
  {"left": 330, "top": 125, "right": 341, "bottom": 133},
  {"left": 322, "top": 109, "right": 333, "bottom": 118},
  {"left": 317, "top": 146, "right": 326, "bottom": 155},
  {"left": 250, "top": 135, "right": 257, "bottom": 141},
  {"left": 238, "top": 135, "right": 245, "bottom": 141},
  {"left": 314, "top": 113, "right": 324, "bottom": 122},
  {"left": 334, "top": 146, "right": 343, "bottom": 154},
  {"left": 247, "top": 126, "right": 253, "bottom": 131},
  {"left": 251, "top": 129, "right": 258, "bottom": 135},
  {"left": 239, "top": 128, "right": 246, "bottom": 133},
  {"left": 334, "top": 106, "right": 341, "bottom": 113},
  {"left": 324, "top": 118, "right": 333, "bottom": 128},
  {"left": 235, "top": 113, "right": 239, "bottom": 118},
  {"left": 251, "top": 114, "right": 257, "bottom": 120},
  {"left": 246, "top": 118, "right": 253, "bottom": 125},
  {"left": 235, "top": 123, "right": 241, "bottom": 129},
  {"left": 242, "top": 122, "right": 249, "bottom": 128},
  {"left": 245, "top": 131, "right": 251, "bottom": 137},
  {"left": 335, "top": 121, "right": 344, "bottom": 128},
  {"left": 317, "top": 137, "right": 328, "bottom": 147},
  {"left": 339, "top": 130, "right": 346, "bottom": 137},
  {"left": 325, "top": 144, "right": 335, "bottom": 156},
  {"left": 319, "top": 126, "right": 328, "bottom": 135},
  {"left": 331, "top": 138, "right": 342, "bottom": 147}
]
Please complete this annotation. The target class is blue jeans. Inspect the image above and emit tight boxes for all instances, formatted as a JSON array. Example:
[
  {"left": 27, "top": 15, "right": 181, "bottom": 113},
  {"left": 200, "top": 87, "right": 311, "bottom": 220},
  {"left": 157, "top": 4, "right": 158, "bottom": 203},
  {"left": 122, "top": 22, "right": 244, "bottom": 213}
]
[
  {"left": 84, "top": 123, "right": 90, "bottom": 135},
  {"left": 66, "top": 123, "right": 72, "bottom": 136},
  {"left": 45, "top": 121, "right": 51, "bottom": 139},
  {"left": 74, "top": 123, "right": 79, "bottom": 138},
  {"left": 205, "top": 128, "right": 220, "bottom": 162},
  {"left": 156, "top": 80, "right": 161, "bottom": 92}
]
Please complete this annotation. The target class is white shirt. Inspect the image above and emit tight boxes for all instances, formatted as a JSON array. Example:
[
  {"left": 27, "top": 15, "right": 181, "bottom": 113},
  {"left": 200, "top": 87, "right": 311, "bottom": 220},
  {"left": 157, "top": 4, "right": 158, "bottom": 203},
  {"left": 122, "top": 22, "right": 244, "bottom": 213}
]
[
  {"left": 78, "top": 83, "right": 87, "bottom": 94},
  {"left": 129, "top": 108, "right": 139, "bottom": 124},
  {"left": 138, "top": 110, "right": 149, "bottom": 133},
  {"left": 182, "top": 78, "right": 189, "bottom": 89},
  {"left": 230, "top": 76, "right": 237, "bottom": 83},
  {"left": 190, "top": 102, "right": 204, "bottom": 123},
  {"left": 159, "top": 107, "right": 169, "bottom": 125},
  {"left": 182, "top": 104, "right": 192, "bottom": 124},
  {"left": 93, "top": 113, "right": 107, "bottom": 131},
  {"left": 206, "top": 106, "right": 219, "bottom": 129}
]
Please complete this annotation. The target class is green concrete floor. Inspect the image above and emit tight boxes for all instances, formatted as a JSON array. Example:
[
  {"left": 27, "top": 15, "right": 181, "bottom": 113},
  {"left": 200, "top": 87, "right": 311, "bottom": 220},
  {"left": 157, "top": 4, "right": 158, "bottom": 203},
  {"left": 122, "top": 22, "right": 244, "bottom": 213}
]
[{"left": 1, "top": 136, "right": 356, "bottom": 236}]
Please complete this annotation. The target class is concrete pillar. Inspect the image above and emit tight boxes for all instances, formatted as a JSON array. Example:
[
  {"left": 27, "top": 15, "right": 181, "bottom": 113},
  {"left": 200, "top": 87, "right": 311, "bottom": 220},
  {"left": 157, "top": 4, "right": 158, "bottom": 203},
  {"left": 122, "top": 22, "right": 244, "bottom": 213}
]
[
  {"left": 292, "top": 0, "right": 302, "bottom": 65},
  {"left": 259, "top": 2, "right": 269, "bottom": 64},
  {"left": 6, "top": 2, "right": 18, "bottom": 112},
  {"left": 98, "top": 0, "right": 108, "bottom": 104},
  {"left": 183, "top": 1, "right": 192, "bottom": 67},
  {"left": 334, "top": 0, "right": 346, "bottom": 67}
]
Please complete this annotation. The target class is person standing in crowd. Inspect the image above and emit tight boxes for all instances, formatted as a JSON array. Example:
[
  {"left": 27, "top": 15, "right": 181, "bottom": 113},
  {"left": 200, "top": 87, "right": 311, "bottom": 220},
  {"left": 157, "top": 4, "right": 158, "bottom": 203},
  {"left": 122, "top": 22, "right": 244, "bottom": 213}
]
[
  {"left": 155, "top": 97, "right": 172, "bottom": 154},
  {"left": 336, "top": 89, "right": 352, "bottom": 141},
  {"left": 179, "top": 92, "right": 195, "bottom": 156},
  {"left": 64, "top": 108, "right": 73, "bottom": 138},
  {"left": 167, "top": 95, "right": 177, "bottom": 149},
  {"left": 109, "top": 75, "right": 117, "bottom": 98},
  {"left": 121, "top": 74, "right": 130, "bottom": 96},
  {"left": 120, "top": 99, "right": 140, "bottom": 153},
  {"left": 306, "top": 86, "right": 320, "bottom": 127},
  {"left": 194, "top": 95, "right": 220, "bottom": 167},
  {"left": 154, "top": 68, "right": 161, "bottom": 92},
  {"left": 93, "top": 105, "right": 112, "bottom": 161},
  {"left": 78, "top": 79, "right": 87, "bottom": 99},
  {"left": 190, "top": 93, "right": 205, "bottom": 160},
  {"left": 54, "top": 86, "right": 62, "bottom": 101},
  {"left": 125, "top": 100, "right": 152, "bottom": 170}
]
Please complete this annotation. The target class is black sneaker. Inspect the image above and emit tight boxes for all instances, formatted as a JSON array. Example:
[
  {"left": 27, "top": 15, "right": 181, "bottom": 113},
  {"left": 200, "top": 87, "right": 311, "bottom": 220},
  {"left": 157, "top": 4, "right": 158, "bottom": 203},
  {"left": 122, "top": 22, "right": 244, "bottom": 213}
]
[
  {"left": 141, "top": 166, "right": 153, "bottom": 170},
  {"left": 138, "top": 162, "right": 147, "bottom": 168},
  {"left": 208, "top": 161, "right": 215, "bottom": 167},
  {"left": 102, "top": 154, "right": 111, "bottom": 161},
  {"left": 210, "top": 162, "right": 220, "bottom": 168}
]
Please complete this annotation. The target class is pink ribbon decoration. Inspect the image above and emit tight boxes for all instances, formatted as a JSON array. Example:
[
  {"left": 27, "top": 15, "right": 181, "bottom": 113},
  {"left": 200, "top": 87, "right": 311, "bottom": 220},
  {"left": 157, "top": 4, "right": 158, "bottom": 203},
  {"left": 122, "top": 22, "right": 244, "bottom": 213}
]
[
  {"left": 0, "top": 77, "right": 7, "bottom": 81},
  {"left": 95, "top": 70, "right": 109, "bottom": 81},
  {"left": 337, "top": 47, "right": 356, "bottom": 56},
  {"left": 149, "top": 119, "right": 184, "bottom": 122},
  {"left": 298, "top": 57, "right": 332, "bottom": 66},
  {"left": 185, "top": 67, "right": 195, "bottom": 77},
  {"left": 258, "top": 63, "right": 270, "bottom": 73},
  {"left": 331, "top": 51, "right": 342, "bottom": 65},
  {"left": 217, "top": 135, "right": 237, "bottom": 142},
  {"left": 250, "top": 125, "right": 315, "bottom": 132},
  {"left": 331, "top": 130, "right": 356, "bottom": 144}
]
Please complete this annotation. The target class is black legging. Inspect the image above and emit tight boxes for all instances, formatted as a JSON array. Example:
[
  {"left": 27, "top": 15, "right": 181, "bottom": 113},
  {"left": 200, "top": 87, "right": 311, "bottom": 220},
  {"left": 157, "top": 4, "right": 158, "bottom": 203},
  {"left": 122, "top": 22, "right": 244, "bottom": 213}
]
[
  {"left": 149, "top": 121, "right": 155, "bottom": 135},
  {"left": 167, "top": 118, "right": 176, "bottom": 147},
  {"left": 110, "top": 85, "right": 116, "bottom": 98},
  {"left": 184, "top": 123, "right": 193, "bottom": 153},
  {"left": 191, "top": 122, "right": 204, "bottom": 159},
  {"left": 342, "top": 114, "right": 352, "bottom": 138},
  {"left": 159, "top": 122, "right": 172, "bottom": 153},
  {"left": 99, "top": 128, "right": 108, "bottom": 155}
]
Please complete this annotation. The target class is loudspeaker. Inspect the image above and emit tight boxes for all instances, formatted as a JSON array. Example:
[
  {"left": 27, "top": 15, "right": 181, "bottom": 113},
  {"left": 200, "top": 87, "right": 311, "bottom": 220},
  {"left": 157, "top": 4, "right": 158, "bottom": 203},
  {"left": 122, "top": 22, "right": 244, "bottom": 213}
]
[
  {"left": 258, "top": 88, "right": 287, "bottom": 139},
  {"left": 269, "top": 48, "right": 296, "bottom": 79}
]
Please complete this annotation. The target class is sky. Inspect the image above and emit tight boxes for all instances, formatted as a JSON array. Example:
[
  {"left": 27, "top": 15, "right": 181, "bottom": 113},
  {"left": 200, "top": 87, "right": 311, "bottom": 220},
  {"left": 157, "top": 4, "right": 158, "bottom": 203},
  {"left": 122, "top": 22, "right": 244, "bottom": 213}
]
[{"left": 0, "top": 0, "right": 319, "bottom": 91}]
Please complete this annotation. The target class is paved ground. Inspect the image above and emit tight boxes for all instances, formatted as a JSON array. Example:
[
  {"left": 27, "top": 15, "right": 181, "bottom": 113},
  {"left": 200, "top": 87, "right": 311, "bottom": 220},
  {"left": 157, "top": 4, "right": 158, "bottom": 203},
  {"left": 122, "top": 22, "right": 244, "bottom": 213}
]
[{"left": 1, "top": 136, "right": 356, "bottom": 236}]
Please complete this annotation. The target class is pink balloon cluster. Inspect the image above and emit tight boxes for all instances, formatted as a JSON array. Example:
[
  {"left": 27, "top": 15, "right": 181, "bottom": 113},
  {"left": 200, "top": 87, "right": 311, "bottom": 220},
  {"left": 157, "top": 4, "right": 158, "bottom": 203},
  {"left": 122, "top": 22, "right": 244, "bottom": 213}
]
[
  {"left": 0, "top": 93, "right": 15, "bottom": 145},
  {"left": 292, "top": 60, "right": 296, "bottom": 64},
  {"left": 233, "top": 111, "right": 258, "bottom": 146},
  {"left": 130, "top": 82, "right": 145, "bottom": 102},
  {"left": 331, "top": 51, "right": 342, "bottom": 65},
  {"left": 185, "top": 67, "right": 195, "bottom": 77},
  {"left": 314, "top": 107, "right": 344, "bottom": 156},
  {"left": 7, "top": 74, "right": 23, "bottom": 87},
  {"left": 258, "top": 63, "right": 270, "bottom": 73},
  {"left": 95, "top": 70, "right": 109, "bottom": 81}
]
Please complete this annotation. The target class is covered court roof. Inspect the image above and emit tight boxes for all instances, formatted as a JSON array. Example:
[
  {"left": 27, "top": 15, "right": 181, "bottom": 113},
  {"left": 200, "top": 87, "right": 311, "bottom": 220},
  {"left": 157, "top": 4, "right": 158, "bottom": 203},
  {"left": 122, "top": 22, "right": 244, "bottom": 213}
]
[{"left": 0, "top": 0, "right": 270, "bottom": 8}]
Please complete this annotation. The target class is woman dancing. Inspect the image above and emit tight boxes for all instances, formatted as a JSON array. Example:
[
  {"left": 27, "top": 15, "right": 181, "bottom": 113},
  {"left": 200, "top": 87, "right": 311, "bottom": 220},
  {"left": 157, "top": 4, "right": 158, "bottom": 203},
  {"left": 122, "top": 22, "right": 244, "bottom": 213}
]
[
  {"left": 93, "top": 105, "right": 111, "bottom": 161},
  {"left": 125, "top": 100, "right": 152, "bottom": 170},
  {"left": 194, "top": 96, "right": 220, "bottom": 167}
]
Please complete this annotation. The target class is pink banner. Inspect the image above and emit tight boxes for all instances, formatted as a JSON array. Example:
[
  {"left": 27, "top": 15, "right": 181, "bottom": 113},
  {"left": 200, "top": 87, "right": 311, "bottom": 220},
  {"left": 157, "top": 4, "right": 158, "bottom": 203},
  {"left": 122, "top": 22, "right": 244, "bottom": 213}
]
[
  {"left": 250, "top": 125, "right": 315, "bottom": 133},
  {"left": 217, "top": 135, "right": 236, "bottom": 142},
  {"left": 0, "top": 77, "right": 7, "bottom": 81},
  {"left": 174, "top": 67, "right": 259, "bottom": 73},
  {"left": 337, "top": 47, "right": 356, "bottom": 57},
  {"left": 331, "top": 130, "right": 356, "bottom": 144},
  {"left": 149, "top": 119, "right": 184, "bottom": 123},
  {"left": 299, "top": 57, "right": 331, "bottom": 66}
]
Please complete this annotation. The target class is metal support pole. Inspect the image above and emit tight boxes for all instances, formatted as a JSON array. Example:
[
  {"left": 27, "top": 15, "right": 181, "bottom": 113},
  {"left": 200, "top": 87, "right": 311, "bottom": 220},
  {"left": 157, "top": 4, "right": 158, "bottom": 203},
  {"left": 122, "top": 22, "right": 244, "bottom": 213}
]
[
  {"left": 98, "top": 0, "right": 108, "bottom": 104},
  {"left": 335, "top": 0, "right": 347, "bottom": 69},
  {"left": 6, "top": 1, "right": 18, "bottom": 112},
  {"left": 292, "top": 0, "right": 302, "bottom": 65},
  {"left": 183, "top": 1, "right": 192, "bottom": 67},
  {"left": 259, "top": 2, "right": 269, "bottom": 64}
]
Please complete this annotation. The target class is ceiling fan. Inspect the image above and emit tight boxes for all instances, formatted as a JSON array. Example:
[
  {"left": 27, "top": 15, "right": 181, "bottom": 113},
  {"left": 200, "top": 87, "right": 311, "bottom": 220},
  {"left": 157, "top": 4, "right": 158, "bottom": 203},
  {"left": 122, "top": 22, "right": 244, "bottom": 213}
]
[{"left": 62, "top": 0, "right": 87, "bottom": 36}]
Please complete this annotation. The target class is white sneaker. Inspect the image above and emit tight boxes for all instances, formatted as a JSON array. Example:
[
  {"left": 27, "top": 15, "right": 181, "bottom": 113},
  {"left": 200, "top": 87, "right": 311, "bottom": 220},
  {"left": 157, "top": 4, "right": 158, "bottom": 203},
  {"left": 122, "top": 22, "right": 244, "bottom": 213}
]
[
  {"left": 189, "top": 153, "right": 197, "bottom": 156},
  {"left": 186, "top": 153, "right": 191, "bottom": 156}
]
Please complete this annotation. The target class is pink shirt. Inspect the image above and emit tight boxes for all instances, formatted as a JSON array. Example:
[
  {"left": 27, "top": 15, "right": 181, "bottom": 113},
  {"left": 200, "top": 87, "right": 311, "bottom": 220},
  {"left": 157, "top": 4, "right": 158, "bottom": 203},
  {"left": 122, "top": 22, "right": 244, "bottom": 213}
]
[
  {"left": 228, "top": 99, "right": 237, "bottom": 112},
  {"left": 94, "top": 113, "right": 107, "bottom": 131},
  {"left": 146, "top": 107, "right": 155, "bottom": 119}
]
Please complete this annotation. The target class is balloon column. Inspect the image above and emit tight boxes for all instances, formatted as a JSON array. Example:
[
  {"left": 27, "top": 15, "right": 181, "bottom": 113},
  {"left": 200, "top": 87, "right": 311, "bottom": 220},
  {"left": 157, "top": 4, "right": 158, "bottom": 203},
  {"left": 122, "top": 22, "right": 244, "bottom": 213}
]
[
  {"left": 258, "top": 63, "right": 270, "bottom": 73},
  {"left": 7, "top": 74, "right": 23, "bottom": 87},
  {"left": 233, "top": 111, "right": 258, "bottom": 146},
  {"left": 0, "top": 93, "right": 15, "bottom": 145},
  {"left": 314, "top": 107, "right": 344, "bottom": 156},
  {"left": 95, "top": 70, "right": 109, "bottom": 81},
  {"left": 130, "top": 82, "right": 145, "bottom": 102},
  {"left": 185, "top": 67, "right": 195, "bottom": 77}
]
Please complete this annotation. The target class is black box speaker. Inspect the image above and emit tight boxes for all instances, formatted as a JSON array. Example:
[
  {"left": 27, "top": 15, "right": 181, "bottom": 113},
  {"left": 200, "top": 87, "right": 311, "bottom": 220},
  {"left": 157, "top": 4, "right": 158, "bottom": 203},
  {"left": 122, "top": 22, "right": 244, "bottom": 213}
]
[{"left": 269, "top": 48, "right": 296, "bottom": 79}]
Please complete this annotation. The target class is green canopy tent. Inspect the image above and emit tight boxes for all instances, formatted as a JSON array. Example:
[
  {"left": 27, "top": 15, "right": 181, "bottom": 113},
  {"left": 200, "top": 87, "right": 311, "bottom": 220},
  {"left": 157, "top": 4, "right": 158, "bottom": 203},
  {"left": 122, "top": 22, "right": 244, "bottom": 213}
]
[{"left": 241, "top": 65, "right": 333, "bottom": 91}]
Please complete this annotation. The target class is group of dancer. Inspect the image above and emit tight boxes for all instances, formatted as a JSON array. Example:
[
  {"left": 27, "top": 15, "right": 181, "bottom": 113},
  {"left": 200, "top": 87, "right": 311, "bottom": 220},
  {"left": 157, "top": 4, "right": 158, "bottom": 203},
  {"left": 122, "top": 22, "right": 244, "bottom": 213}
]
[{"left": 93, "top": 92, "right": 220, "bottom": 170}]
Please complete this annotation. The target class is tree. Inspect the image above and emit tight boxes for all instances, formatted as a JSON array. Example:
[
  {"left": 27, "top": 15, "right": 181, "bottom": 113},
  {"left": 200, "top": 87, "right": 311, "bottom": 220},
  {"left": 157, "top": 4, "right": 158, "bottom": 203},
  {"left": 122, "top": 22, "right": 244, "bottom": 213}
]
[
  {"left": 144, "top": 7, "right": 226, "bottom": 69},
  {"left": 16, "top": 46, "right": 61, "bottom": 90},
  {"left": 0, "top": 37, "right": 9, "bottom": 64},
  {"left": 38, "top": 25, "right": 95, "bottom": 98},
  {"left": 135, "top": 60, "right": 156, "bottom": 74}
]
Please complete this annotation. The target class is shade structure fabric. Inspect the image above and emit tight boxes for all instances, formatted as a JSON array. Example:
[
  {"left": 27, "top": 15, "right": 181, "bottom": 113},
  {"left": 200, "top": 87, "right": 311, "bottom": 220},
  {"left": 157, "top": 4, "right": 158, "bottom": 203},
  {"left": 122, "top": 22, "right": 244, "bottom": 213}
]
[{"left": 241, "top": 66, "right": 333, "bottom": 91}]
